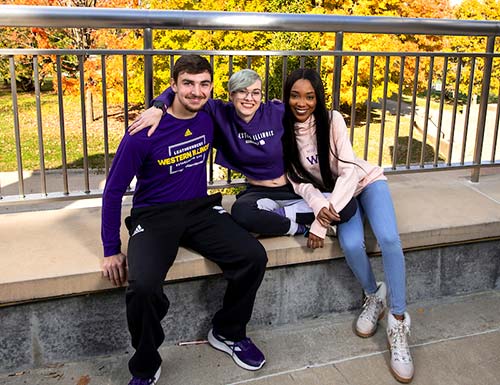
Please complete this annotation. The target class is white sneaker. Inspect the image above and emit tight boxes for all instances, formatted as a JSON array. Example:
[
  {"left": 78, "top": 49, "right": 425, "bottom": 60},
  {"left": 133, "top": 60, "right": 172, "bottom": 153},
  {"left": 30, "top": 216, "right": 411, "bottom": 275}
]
[
  {"left": 355, "top": 281, "right": 386, "bottom": 337},
  {"left": 387, "top": 312, "right": 414, "bottom": 383}
]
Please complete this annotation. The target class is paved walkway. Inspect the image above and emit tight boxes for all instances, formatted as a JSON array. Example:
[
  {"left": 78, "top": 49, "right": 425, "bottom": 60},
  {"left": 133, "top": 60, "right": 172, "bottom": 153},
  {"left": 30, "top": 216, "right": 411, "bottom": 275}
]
[{"left": 1, "top": 290, "right": 499, "bottom": 385}]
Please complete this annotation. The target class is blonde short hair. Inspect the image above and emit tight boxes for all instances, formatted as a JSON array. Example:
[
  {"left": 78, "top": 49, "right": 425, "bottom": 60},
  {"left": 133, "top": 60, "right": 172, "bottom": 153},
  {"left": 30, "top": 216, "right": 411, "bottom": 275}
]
[{"left": 228, "top": 69, "right": 262, "bottom": 93}]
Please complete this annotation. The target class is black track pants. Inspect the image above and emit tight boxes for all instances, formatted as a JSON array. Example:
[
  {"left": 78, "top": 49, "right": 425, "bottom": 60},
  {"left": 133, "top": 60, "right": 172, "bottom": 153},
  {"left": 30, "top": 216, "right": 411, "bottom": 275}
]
[
  {"left": 124, "top": 193, "right": 267, "bottom": 378},
  {"left": 231, "top": 184, "right": 303, "bottom": 235}
]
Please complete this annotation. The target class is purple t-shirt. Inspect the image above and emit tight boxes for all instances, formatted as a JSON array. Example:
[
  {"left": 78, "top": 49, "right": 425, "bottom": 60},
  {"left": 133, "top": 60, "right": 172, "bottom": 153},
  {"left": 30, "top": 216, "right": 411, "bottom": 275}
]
[
  {"left": 101, "top": 111, "right": 213, "bottom": 257},
  {"left": 155, "top": 89, "right": 285, "bottom": 181}
]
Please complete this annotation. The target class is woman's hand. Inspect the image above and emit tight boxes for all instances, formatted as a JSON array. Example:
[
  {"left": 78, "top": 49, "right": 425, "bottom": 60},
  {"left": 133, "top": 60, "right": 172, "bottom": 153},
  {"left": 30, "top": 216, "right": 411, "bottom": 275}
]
[
  {"left": 316, "top": 204, "right": 340, "bottom": 227},
  {"left": 128, "top": 107, "right": 163, "bottom": 136},
  {"left": 307, "top": 232, "right": 325, "bottom": 249}
]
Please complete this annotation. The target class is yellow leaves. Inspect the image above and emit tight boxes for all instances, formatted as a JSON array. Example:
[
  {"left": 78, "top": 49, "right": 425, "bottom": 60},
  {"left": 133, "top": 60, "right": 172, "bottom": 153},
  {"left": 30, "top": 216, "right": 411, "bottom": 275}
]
[{"left": 455, "top": 0, "right": 500, "bottom": 20}]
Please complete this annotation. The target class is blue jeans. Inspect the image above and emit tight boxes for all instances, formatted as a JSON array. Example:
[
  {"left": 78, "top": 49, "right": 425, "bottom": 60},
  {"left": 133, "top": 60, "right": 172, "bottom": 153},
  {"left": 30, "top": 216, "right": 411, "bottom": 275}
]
[{"left": 337, "top": 180, "right": 406, "bottom": 315}]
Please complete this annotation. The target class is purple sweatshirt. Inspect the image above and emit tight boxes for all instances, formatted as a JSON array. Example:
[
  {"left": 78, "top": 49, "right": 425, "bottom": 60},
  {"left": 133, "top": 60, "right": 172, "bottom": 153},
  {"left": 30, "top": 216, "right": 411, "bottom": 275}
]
[
  {"left": 101, "top": 111, "right": 213, "bottom": 257},
  {"left": 155, "top": 89, "right": 285, "bottom": 181}
]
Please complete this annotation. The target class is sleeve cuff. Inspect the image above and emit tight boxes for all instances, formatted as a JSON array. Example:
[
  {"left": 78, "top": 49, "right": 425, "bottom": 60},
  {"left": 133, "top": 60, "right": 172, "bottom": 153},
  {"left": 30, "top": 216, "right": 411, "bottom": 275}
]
[
  {"left": 310, "top": 221, "right": 327, "bottom": 239},
  {"left": 104, "top": 245, "right": 121, "bottom": 258}
]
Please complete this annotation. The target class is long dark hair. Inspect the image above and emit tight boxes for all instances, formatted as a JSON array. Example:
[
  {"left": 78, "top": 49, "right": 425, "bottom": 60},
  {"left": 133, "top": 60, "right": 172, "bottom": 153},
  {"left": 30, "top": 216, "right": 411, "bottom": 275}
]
[{"left": 282, "top": 68, "right": 336, "bottom": 191}]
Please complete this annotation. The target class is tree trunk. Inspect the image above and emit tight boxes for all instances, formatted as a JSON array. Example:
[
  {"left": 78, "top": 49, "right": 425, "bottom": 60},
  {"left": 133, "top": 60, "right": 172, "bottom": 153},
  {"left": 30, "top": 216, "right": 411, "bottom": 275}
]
[{"left": 86, "top": 89, "right": 94, "bottom": 122}]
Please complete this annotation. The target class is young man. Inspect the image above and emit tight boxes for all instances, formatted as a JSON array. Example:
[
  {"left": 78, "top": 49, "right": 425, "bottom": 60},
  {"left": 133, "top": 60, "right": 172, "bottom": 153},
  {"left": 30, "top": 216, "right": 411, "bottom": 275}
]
[{"left": 101, "top": 55, "right": 268, "bottom": 385}]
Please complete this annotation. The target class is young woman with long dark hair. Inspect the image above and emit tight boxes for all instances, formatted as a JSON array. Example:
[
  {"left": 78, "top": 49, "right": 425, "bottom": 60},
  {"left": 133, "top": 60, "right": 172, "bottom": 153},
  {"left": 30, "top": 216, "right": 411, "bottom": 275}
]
[{"left": 282, "top": 68, "right": 414, "bottom": 383}]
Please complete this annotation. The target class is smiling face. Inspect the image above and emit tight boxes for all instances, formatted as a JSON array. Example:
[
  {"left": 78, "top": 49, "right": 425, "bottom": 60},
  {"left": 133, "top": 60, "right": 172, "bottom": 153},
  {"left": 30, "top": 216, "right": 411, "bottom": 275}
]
[
  {"left": 171, "top": 70, "right": 213, "bottom": 117},
  {"left": 229, "top": 79, "right": 262, "bottom": 123},
  {"left": 288, "top": 78, "right": 317, "bottom": 123}
]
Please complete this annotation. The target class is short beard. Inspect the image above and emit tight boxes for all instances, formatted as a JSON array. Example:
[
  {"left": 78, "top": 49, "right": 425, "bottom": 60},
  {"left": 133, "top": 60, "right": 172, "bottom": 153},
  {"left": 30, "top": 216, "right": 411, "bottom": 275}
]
[
  {"left": 180, "top": 98, "right": 205, "bottom": 113},
  {"left": 184, "top": 105, "right": 202, "bottom": 113}
]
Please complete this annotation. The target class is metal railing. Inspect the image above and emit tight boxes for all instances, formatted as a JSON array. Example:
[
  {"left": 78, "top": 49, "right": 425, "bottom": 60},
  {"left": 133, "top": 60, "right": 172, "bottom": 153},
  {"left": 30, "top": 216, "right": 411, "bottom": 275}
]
[{"left": 0, "top": 5, "right": 499, "bottom": 204}]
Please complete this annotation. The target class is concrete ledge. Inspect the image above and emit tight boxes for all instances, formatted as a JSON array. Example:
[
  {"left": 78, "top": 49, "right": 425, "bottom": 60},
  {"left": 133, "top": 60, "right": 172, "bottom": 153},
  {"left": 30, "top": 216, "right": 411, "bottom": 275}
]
[
  {"left": 1, "top": 169, "right": 500, "bottom": 305},
  {"left": 2, "top": 241, "right": 499, "bottom": 374}
]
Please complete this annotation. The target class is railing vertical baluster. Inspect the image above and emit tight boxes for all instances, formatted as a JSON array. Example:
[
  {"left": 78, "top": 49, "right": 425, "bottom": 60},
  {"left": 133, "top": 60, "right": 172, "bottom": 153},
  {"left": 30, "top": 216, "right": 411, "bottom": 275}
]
[
  {"left": 281, "top": 56, "right": 288, "bottom": 101},
  {"left": 471, "top": 36, "right": 495, "bottom": 182},
  {"left": 228, "top": 55, "right": 233, "bottom": 78},
  {"left": 350, "top": 55, "right": 359, "bottom": 142},
  {"left": 434, "top": 56, "right": 448, "bottom": 167},
  {"left": 448, "top": 56, "right": 462, "bottom": 166},
  {"left": 225, "top": 54, "right": 232, "bottom": 184},
  {"left": 392, "top": 56, "right": 406, "bottom": 170},
  {"left": 421, "top": 56, "right": 434, "bottom": 167},
  {"left": 208, "top": 153, "right": 214, "bottom": 185},
  {"left": 208, "top": 147, "right": 214, "bottom": 185},
  {"left": 209, "top": 54, "right": 215, "bottom": 86},
  {"left": 124, "top": 53, "right": 133, "bottom": 205},
  {"left": 461, "top": 57, "right": 476, "bottom": 165},
  {"left": 123, "top": 55, "right": 129, "bottom": 134},
  {"left": 9, "top": 56, "right": 24, "bottom": 198},
  {"left": 78, "top": 55, "right": 90, "bottom": 193},
  {"left": 330, "top": 55, "right": 336, "bottom": 109},
  {"left": 392, "top": 56, "right": 405, "bottom": 170},
  {"left": 56, "top": 56, "right": 69, "bottom": 194},
  {"left": 364, "top": 56, "right": 374, "bottom": 161},
  {"left": 208, "top": 54, "right": 215, "bottom": 186},
  {"left": 333, "top": 32, "right": 343, "bottom": 111},
  {"left": 144, "top": 28, "right": 153, "bottom": 107},
  {"left": 491, "top": 82, "right": 500, "bottom": 163},
  {"left": 101, "top": 55, "right": 110, "bottom": 177},
  {"left": 169, "top": 55, "right": 175, "bottom": 78},
  {"left": 407, "top": 56, "right": 420, "bottom": 169},
  {"left": 33, "top": 55, "right": 47, "bottom": 195},
  {"left": 378, "top": 56, "right": 390, "bottom": 166},
  {"left": 264, "top": 55, "right": 270, "bottom": 101}
]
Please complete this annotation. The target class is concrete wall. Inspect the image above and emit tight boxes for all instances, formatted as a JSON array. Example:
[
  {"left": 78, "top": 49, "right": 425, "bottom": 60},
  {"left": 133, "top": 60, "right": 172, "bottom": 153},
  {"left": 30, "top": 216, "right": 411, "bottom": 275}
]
[{"left": 1, "top": 239, "right": 499, "bottom": 374}]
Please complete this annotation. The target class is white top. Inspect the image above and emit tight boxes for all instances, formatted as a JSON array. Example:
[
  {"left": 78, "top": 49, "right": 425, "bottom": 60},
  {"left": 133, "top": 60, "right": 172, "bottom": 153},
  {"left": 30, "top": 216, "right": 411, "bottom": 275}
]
[{"left": 289, "top": 110, "right": 386, "bottom": 238}]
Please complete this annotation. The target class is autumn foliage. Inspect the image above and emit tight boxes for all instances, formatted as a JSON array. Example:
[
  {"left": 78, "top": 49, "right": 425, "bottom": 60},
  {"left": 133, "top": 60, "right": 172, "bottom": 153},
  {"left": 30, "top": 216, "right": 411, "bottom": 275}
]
[{"left": 1, "top": 0, "right": 499, "bottom": 109}]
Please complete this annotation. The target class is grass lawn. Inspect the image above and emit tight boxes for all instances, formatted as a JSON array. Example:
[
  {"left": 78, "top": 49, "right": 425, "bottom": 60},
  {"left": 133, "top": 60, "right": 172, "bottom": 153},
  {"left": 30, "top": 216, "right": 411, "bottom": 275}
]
[
  {"left": 347, "top": 108, "right": 438, "bottom": 168},
  {"left": 0, "top": 85, "right": 135, "bottom": 172}
]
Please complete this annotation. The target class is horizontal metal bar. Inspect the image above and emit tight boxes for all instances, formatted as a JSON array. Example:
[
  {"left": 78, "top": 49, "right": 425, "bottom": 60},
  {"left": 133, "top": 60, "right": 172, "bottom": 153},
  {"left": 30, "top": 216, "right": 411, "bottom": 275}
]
[
  {"left": 1, "top": 5, "right": 500, "bottom": 36},
  {"left": 1, "top": 48, "right": 500, "bottom": 58},
  {"left": 384, "top": 162, "right": 500, "bottom": 175},
  {"left": 3, "top": 162, "right": 498, "bottom": 206}
]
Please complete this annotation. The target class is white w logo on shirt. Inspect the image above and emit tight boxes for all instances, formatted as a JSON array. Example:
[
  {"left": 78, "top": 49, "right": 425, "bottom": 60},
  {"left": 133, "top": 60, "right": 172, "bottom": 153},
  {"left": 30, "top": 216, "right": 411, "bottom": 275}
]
[{"left": 306, "top": 154, "right": 319, "bottom": 165}]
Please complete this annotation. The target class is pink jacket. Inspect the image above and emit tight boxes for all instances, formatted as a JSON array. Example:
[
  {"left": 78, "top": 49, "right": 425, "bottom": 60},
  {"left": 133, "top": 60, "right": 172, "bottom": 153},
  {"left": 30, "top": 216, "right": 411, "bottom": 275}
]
[{"left": 288, "top": 111, "right": 386, "bottom": 238}]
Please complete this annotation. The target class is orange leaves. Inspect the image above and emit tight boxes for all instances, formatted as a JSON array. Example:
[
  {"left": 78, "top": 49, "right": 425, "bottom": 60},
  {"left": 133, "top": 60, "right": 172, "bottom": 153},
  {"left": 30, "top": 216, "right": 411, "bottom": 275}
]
[{"left": 76, "top": 375, "right": 91, "bottom": 385}]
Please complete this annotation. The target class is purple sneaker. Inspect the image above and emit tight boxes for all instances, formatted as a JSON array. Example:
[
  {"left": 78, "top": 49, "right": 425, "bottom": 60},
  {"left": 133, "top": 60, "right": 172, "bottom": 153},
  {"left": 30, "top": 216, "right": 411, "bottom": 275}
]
[
  {"left": 128, "top": 367, "right": 161, "bottom": 385},
  {"left": 207, "top": 329, "right": 266, "bottom": 371}
]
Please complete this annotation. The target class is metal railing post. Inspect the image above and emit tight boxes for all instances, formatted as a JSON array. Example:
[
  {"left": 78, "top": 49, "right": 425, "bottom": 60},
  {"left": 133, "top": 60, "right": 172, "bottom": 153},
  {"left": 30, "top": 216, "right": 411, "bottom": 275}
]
[
  {"left": 144, "top": 28, "right": 153, "bottom": 107},
  {"left": 9, "top": 56, "right": 24, "bottom": 198},
  {"left": 470, "top": 36, "right": 495, "bottom": 182},
  {"left": 333, "top": 32, "right": 343, "bottom": 111}
]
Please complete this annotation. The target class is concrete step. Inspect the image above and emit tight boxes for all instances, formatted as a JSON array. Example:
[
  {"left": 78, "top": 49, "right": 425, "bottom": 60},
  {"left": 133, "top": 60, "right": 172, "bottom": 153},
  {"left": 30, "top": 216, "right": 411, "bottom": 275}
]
[{"left": 1, "top": 289, "right": 500, "bottom": 385}]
